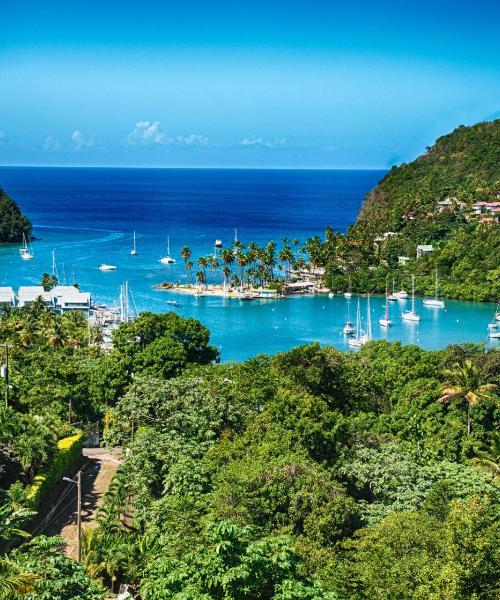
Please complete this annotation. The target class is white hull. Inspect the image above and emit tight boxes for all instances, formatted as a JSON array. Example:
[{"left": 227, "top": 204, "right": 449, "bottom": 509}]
[
  {"left": 489, "top": 331, "right": 500, "bottom": 339},
  {"left": 131, "top": 249, "right": 137, "bottom": 256},
  {"left": 99, "top": 264, "right": 116, "bottom": 271},
  {"left": 160, "top": 257, "right": 176, "bottom": 264},
  {"left": 423, "top": 298, "right": 445, "bottom": 308},
  {"left": 495, "top": 313, "right": 500, "bottom": 322},
  {"left": 388, "top": 294, "right": 398, "bottom": 302},
  {"left": 379, "top": 317, "right": 391, "bottom": 327},
  {"left": 396, "top": 291, "right": 408, "bottom": 299},
  {"left": 344, "top": 292, "right": 352, "bottom": 298},
  {"left": 488, "top": 322, "right": 498, "bottom": 330},
  {"left": 402, "top": 311, "right": 420, "bottom": 322},
  {"left": 328, "top": 292, "right": 334, "bottom": 298},
  {"left": 21, "top": 253, "right": 33, "bottom": 260}
]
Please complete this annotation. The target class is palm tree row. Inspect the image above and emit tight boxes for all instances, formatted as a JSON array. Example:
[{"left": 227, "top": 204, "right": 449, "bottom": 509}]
[{"left": 178, "top": 238, "right": 311, "bottom": 290}]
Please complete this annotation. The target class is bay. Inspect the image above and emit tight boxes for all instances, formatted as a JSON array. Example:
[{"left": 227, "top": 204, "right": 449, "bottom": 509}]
[{"left": 0, "top": 167, "right": 496, "bottom": 360}]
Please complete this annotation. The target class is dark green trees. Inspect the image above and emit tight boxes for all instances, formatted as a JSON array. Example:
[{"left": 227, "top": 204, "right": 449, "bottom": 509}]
[{"left": 0, "top": 188, "right": 31, "bottom": 243}]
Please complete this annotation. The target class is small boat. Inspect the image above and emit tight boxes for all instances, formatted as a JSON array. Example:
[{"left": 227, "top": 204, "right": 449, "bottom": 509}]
[
  {"left": 388, "top": 276, "right": 398, "bottom": 301},
  {"left": 348, "top": 296, "right": 371, "bottom": 347},
  {"left": 166, "top": 299, "right": 182, "bottom": 307},
  {"left": 343, "top": 293, "right": 354, "bottom": 334},
  {"left": 396, "top": 290, "right": 408, "bottom": 299},
  {"left": 402, "top": 275, "right": 420, "bottom": 322},
  {"left": 344, "top": 275, "right": 352, "bottom": 298},
  {"left": 160, "top": 237, "right": 176, "bottom": 264},
  {"left": 423, "top": 269, "right": 445, "bottom": 308},
  {"left": 214, "top": 239, "right": 223, "bottom": 249},
  {"left": 99, "top": 264, "right": 117, "bottom": 271},
  {"left": 328, "top": 275, "right": 335, "bottom": 298},
  {"left": 20, "top": 234, "right": 34, "bottom": 260},
  {"left": 379, "top": 283, "right": 392, "bottom": 327},
  {"left": 495, "top": 312, "right": 500, "bottom": 322},
  {"left": 19, "top": 233, "right": 29, "bottom": 254},
  {"left": 131, "top": 231, "right": 137, "bottom": 256},
  {"left": 489, "top": 331, "right": 500, "bottom": 339}
]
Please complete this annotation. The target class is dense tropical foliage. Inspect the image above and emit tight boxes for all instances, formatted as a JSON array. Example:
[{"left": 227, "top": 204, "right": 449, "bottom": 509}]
[{"left": 0, "top": 188, "right": 31, "bottom": 244}]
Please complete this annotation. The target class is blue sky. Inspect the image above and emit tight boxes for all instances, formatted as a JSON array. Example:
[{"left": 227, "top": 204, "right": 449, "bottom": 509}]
[{"left": 0, "top": 0, "right": 499, "bottom": 168}]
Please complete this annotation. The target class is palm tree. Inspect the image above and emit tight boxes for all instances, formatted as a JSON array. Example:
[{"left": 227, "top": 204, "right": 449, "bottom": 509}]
[
  {"left": 437, "top": 360, "right": 498, "bottom": 435},
  {"left": 471, "top": 433, "right": 500, "bottom": 482},
  {"left": 0, "top": 565, "right": 38, "bottom": 600},
  {"left": 197, "top": 257, "right": 209, "bottom": 288},
  {"left": 279, "top": 242, "right": 294, "bottom": 281},
  {"left": 180, "top": 246, "right": 192, "bottom": 284}
]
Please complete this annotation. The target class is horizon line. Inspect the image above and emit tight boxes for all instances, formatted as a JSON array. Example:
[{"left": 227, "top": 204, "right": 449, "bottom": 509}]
[{"left": 0, "top": 164, "right": 389, "bottom": 171}]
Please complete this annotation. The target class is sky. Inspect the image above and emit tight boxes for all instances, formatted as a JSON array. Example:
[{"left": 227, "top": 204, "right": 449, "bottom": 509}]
[{"left": 0, "top": 0, "right": 499, "bottom": 168}]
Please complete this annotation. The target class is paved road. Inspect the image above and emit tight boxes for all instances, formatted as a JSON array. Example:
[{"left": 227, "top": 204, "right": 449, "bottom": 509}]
[{"left": 45, "top": 447, "right": 122, "bottom": 559}]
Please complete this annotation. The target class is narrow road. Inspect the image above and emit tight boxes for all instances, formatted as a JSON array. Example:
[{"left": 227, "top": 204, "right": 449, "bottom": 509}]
[{"left": 45, "top": 447, "right": 122, "bottom": 559}]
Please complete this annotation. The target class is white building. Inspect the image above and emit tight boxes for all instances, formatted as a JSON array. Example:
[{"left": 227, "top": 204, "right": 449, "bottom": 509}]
[
  {"left": 52, "top": 286, "right": 92, "bottom": 312},
  {"left": 416, "top": 245, "right": 434, "bottom": 258},
  {"left": 398, "top": 256, "right": 410, "bottom": 265},
  {"left": 0, "top": 287, "right": 15, "bottom": 309},
  {"left": 17, "top": 286, "right": 54, "bottom": 308}
]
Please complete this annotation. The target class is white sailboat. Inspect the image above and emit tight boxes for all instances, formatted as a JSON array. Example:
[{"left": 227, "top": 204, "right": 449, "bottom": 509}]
[
  {"left": 328, "top": 275, "right": 335, "bottom": 298},
  {"left": 388, "top": 276, "right": 398, "bottom": 301},
  {"left": 131, "top": 231, "right": 138, "bottom": 256},
  {"left": 160, "top": 237, "right": 176, "bottom": 264},
  {"left": 488, "top": 304, "right": 500, "bottom": 338},
  {"left": 423, "top": 269, "right": 445, "bottom": 308},
  {"left": 19, "top": 233, "right": 29, "bottom": 254},
  {"left": 343, "top": 296, "right": 354, "bottom": 335},
  {"left": 21, "top": 234, "right": 34, "bottom": 260},
  {"left": 402, "top": 275, "right": 420, "bottom": 322},
  {"left": 348, "top": 295, "right": 371, "bottom": 347},
  {"left": 379, "top": 284, "right": 392, "bottom": 327},
  {"left": 344, "top": 275, "right": 352, "bottom": 298},
  {"left": 99, "top": 264, "right": 117, "bottom": 271}
]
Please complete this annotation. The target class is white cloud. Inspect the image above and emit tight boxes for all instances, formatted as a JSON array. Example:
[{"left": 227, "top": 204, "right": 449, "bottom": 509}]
[
  {"left": 126, "top": 120, "right": 169, "bottom": 146},
  {"left": 126, "top": 121, "right": 210, "bottom": 147},
  {"left": 176, "top": 133, "right": 209, "bottom": 146},
  {"left": 239, "top": 135, "right": 286, "bottom": 148},
  {"left": 43, "top": 136, "right": 62, "bottom": 151},
  {"left": 71, "top": 130, "right": 96, "bottom": 150}
]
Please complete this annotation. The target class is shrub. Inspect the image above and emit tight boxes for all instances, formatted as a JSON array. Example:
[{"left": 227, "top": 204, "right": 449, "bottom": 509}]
[{"left": 26, "top": 432, "right": 83, "bottom": 508}]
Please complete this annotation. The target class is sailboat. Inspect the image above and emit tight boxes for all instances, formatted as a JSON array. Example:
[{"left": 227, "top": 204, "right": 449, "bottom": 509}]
[
  {"left": 21, "top": 234, "right": 34, "bottom": 260},
  {"left": 388, "top": 276, "right": 398, "bottom": 301},
  {"left": 160, "top": 237, "right": 176, "bottom": 264},
  {"left": 348, "top": 295, "right": 371, "bottom": 347},
  {"left": 344, "top": 275, "right": 352, "bottom": 298},
  {"left": 423, "top": 269, "right": 445, "bottom": 307},
  {"left": 328, "top": 275, "right": 335, "bottom": 298},
  {"left": 130, "top": 231, "right": 138, "bottom": 256},
  {"left": 488, "top": 304, "right": 500, "bottom": 338},
  {"left": 19, "top": 233, "right": 29, "bottom": 254},
  {"left": 343, "top": 295, "right": 354, "bottom": 335},
  {"left": 379, "top": 283, "right": 392, "bottom": 327},
  {"left": 402, "top": 275, "right": 420, "bottom": 322}
]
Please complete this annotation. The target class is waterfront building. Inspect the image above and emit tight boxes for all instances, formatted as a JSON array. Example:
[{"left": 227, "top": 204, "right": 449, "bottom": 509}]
[{"left": 0, "top": 287, "right": 16, "bottom": 309}]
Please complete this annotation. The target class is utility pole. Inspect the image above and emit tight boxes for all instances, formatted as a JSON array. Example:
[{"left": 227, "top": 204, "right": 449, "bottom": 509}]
[
  {"left": 63, "top": 470, "right": 82, "bottom": 562},
  {"left": 2, "top": 344, "right": 9, "bottom": 408},
  {"left": 76, "top": 470, "right": 82, "bottom": 562}
]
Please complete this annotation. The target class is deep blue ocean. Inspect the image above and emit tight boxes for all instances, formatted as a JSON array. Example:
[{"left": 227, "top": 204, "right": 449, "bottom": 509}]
[{"left": 0, "top": 167, "right": 496, "bottom": 360}]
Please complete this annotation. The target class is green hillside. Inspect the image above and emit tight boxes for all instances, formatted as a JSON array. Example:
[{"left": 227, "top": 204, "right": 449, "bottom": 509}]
[
  {"left": 357, "top": 119, "right": 500, "bottom": 227},
  {"left": 0, "top": 187, "right": 32, "bottom": 243},
  {"left": 312, "top": 119, "right": 500, "bottom": 301}
]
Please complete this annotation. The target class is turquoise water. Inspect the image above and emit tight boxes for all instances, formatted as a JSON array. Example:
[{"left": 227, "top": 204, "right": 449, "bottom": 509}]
[{"left": 0, "top": 167, "right": 496, "bottom": 360}]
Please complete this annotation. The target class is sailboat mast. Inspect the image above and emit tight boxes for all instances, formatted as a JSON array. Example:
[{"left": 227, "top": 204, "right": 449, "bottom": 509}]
[
  {"left": 367, "top": 294, "right": 372, "bottom": 339},
  {"left": 167, "top": 236, "right": 170, "bottom": 256},
  {"left": 435, "top": 268, "right": 438, "bottom": 300},
  {"left": 412, "top": 275, "right": 416, "bottom": 313}
]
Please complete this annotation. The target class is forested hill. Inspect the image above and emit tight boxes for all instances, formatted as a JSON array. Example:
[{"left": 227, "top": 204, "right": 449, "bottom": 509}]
[
  {"left": 0, "top": 187, "right": 32, "bottom": 243},
  {"left": 357, "top": 118, "right": 500, "bottom": 228}
]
